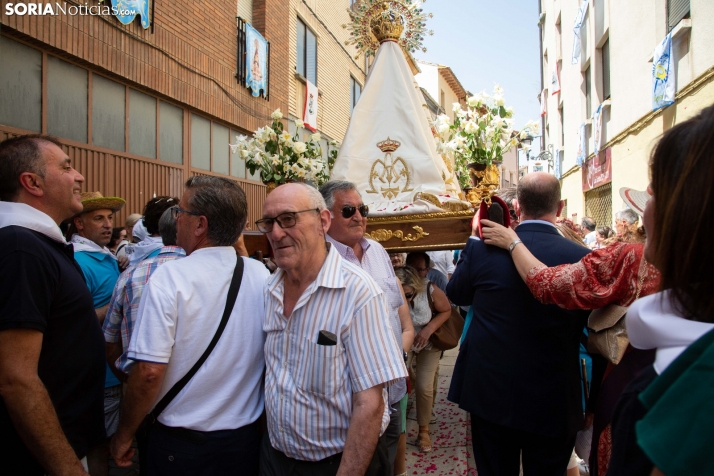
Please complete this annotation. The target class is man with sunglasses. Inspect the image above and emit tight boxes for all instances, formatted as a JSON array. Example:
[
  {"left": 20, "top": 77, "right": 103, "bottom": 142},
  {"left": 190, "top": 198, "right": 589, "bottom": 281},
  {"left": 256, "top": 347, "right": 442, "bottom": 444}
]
[
  {"left": 319, "top": 180, "right": 414, "bottom": 475},
  {"left": 259, "top": 182, "right": 407, "bottom": 476}
]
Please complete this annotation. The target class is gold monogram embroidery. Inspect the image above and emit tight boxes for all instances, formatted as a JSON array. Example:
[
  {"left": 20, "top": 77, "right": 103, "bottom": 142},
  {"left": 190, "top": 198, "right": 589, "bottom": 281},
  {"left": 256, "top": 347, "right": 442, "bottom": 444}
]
[{"left": 366, "top": 137, "right": 414, "bottom": 199}]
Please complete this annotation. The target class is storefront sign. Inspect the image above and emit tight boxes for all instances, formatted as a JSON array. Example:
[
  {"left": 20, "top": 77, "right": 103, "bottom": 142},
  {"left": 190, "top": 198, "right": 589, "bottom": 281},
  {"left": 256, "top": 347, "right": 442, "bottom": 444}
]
[{"left": 582, "top": 147, "right": 611, "bottom": 192}]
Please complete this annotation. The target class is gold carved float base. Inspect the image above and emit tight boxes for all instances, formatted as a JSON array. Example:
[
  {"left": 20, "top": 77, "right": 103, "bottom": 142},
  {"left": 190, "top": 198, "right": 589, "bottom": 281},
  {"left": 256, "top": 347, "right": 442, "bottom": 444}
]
[{"left": 365, "top": 210, "right": 474, "bottom": 252}]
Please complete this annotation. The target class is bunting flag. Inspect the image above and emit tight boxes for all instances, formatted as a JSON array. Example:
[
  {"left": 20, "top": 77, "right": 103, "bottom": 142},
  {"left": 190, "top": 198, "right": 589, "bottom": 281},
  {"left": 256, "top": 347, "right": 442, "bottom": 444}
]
[
  {"left": 576, "top": 123, "right": 587, "bottom": 166},
  {"left": 572, "top": 0, "right": 588, "bottom": 65},
  {"left": 554, "top": 148, "right": 561, "bottom": 179},
  {"left": 592, "top": 104, "right": 604, "bottom": 155},
  {"left": 652, "top": 33, "right": 675, "bottom": 111},
  {"left": 540, "top": 90, "right": 547, "bottom": 117},
  {"left": 551, "top": 64, "right": 561, "bottom": 95},
  {"left": 303, "top": 79, "right": 319, "bottom": 132}
]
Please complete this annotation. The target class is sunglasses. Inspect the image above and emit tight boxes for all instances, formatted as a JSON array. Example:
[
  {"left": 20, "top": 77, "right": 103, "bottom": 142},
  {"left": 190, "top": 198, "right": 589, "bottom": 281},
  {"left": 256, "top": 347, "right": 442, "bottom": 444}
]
[
  {"left": 509, "top": 209, "right": 518, "bottom": 221},
  {"left": 404, "top": 292, "right": 415, "bottom": 299},
  {"left": 341, "top": 204, "right": 369, "bottom": 219}
]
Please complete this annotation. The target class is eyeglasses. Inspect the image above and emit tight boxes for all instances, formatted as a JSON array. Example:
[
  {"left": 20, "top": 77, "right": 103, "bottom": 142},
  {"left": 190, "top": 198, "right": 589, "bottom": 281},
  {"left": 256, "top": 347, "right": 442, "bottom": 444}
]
[
  {"left": 414, "top": 267, "right": 429, "bottom": 273},
  {"left": 509, "top": 209, "right": 518, "bottom": 221},
  {"left": 341, "top": 204, "right": 369, "bottom": 219},
  {"left": 170, "top": 206, "right": 201, "bottom": 219},
  {"left": 404, "top": 292, "right": 415, "bottom": 300},
  {"left": 255, "top": 208, "right": 319, "bottom": 233}
]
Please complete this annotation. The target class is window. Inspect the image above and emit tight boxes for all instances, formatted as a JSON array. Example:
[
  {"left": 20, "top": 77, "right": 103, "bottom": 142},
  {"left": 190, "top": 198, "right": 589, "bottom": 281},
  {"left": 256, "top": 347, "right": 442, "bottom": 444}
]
[
  {"left": 0, "top": 36, "right": 42, "bottom": 132},
  {"left": 129, "top": 89, "right": 156, "bottom": 159},
  {"left": 159, "top": 101, "right": 183, "bottom": 164},
  {"left": 668, "top": 0, "right": 690, "bottom": 30},
  {"left": 212, "top": 123, "right": 230, "bottom": 175},
  {"left": 601, "top": 39, "right": 611, "bottom": 100},
  {"left": 48, "top": 56, "right": 88, "bottom": 143},
  {"left": 440, "top": 90, "right": 445, "bottom": 109},
  {"left": 296, "top": 18, "right": 317, "bottom": 85},
  {"left": 191, "top": 114, "right": 211, "bottom": 170},
  {"left": 92, "top": 75, "right": 126, "bottom": 151},
  {"left": 584, "top": 66, "right": 592, "bottom": 118},
  {"left": 237, "top": 0, "right": 252, "bottom": 24},
  {"left": 581, "top": 10, "right": 589, "bottom": 60},
  {"left": 350, "top": 76, "right": 361, "bottom": 111},
  {"left": 559, "top": 106, "right": 565, "bottom": 147}
]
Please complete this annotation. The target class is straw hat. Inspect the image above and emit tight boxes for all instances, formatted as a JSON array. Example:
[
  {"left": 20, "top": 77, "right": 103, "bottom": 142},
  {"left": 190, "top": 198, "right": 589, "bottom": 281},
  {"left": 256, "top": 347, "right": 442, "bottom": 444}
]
[
  {"left": 78, "top": 191, "right": 126, "bottom": 214},
  {"left": 619, "top": 187, "right": 651, "bottom": 217}
]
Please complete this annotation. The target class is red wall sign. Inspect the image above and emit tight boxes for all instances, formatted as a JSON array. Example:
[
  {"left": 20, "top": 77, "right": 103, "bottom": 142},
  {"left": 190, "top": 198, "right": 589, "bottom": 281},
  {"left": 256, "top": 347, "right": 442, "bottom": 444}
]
[{"left": 582, "top": 147, "right": 612, "bottom": 192}]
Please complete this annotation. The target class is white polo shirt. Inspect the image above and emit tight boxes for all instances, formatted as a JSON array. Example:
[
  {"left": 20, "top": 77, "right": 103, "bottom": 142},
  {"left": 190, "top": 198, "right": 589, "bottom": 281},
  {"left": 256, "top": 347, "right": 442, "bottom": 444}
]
[{"left": 128, "top": 246, "right": 269, "bottom": 431}]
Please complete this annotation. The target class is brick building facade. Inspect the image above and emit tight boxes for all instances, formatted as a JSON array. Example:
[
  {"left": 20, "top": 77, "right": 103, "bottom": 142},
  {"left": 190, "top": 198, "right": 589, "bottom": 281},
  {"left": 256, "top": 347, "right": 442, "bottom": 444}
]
[{"left": 1, "top": 0, "right": 291, "bottom": 228}]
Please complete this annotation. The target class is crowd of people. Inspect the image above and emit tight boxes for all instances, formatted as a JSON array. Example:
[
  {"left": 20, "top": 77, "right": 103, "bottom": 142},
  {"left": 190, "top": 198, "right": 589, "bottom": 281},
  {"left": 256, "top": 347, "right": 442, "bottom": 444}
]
[{"left": 1, "top": 103, "right": 713, "bottom": 476}]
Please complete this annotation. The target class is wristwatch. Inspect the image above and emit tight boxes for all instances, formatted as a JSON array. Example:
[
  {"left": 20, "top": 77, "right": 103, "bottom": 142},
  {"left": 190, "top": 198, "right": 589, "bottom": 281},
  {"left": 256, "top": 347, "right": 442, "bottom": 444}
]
[{"left": 508, "top": 239, "right": 523, "bottom": 254}]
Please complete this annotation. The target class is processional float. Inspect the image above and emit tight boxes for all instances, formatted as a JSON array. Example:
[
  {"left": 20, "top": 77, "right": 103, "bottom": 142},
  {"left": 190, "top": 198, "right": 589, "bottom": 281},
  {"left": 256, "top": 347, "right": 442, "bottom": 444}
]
[{"left": 334, "top": 0, "right": 529, "bottom": 251}]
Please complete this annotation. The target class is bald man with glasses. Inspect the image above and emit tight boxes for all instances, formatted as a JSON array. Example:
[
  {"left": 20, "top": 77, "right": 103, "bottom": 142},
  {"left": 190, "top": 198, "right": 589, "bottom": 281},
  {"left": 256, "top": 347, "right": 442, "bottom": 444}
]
[{"left": 258, "top": 182, "right": 407, "bottom": 476}]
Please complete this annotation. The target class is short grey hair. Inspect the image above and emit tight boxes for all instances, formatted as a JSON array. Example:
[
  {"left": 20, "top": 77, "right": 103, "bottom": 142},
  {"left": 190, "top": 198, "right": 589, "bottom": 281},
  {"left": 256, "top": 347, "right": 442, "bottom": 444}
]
[
  {"left": 582, "top": 216, "right": 596, "bottom": 232},
  {"left": 184, "top": 176, "right": 247, "bottom": 246},
  {"left": 158, "top": 208, "right": 178, "bottom": 246},
  {"left": 319, "top": 180, "right": 358, "bottom": 211},
  {"left": 295, "top": 183, "right": 327, "bottom": 210},
  {"left": 496, "top": 187, "right": 518, "bottom": 208},
  {"left": 615, "top": 208, "right": 639, "bottom": 225}
]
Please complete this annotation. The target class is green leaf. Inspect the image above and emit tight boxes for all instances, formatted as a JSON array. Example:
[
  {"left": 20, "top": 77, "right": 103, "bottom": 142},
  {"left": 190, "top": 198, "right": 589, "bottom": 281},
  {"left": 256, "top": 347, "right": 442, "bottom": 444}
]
[{"left": 499, "top": 106, "right": 507, "bottom": 118}]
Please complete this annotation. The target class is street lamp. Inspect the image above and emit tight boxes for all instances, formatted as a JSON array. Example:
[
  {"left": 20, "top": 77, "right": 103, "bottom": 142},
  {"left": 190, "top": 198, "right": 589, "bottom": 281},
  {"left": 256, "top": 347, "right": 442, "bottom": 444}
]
[{"left": 521, "top": 134, "right": 554, "bottom": 170}]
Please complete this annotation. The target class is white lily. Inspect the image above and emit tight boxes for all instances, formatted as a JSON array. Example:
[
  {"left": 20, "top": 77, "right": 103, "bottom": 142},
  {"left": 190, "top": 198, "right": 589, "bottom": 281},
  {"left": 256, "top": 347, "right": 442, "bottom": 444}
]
[
  {"left": 271, "top": 109, "right": 283, "bottom": 120},
  {"left": 293, "top": 141, "right": 307, "bottom": 154}
]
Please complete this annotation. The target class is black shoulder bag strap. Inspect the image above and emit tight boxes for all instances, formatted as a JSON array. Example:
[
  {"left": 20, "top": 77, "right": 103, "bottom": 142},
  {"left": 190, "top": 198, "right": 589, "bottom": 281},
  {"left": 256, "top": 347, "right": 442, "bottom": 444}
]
[{"left": 148, "top": 254, "right": 245, "bottom": 421}]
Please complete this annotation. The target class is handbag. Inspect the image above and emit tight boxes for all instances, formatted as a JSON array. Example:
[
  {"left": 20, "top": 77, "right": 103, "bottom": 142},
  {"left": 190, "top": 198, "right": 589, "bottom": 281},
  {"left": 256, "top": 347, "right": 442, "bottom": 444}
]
[
  {"left": 136, "top": 255, "right": 245, "bottom": 456},
  {"left": 586, "top": 257, "right": 645, "bottom": 365},
  {"left": 425, "top": 282, "right": 465, "bottom": 351}
]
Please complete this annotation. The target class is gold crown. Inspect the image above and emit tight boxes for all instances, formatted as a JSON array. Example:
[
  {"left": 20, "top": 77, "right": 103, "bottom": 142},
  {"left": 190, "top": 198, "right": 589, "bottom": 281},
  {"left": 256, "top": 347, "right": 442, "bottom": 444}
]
[
  {"left": 377, "top": 137, "right": 401, "bottom": 152},
  {"left": 370, "top": 4, "right": 404, "bottom": 43}
]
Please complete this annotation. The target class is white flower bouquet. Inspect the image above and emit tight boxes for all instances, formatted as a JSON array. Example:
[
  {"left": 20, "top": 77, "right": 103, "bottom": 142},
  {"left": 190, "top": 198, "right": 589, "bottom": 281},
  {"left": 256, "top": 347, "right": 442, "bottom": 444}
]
[
  {"left": 230, "top": 109, "right": 337, "bottom": 187},
  {"left": 433, "top": 85, "right": 539, "bottom": 189}
]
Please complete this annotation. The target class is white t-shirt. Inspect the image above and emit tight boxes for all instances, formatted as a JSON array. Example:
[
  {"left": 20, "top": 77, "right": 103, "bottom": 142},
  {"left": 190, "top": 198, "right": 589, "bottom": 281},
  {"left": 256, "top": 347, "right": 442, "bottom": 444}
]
[
  {"left": 427, "top": 250, "right": 455, "bottom": 277},
  {"left": 128, "top": 246, "right": 269, "bottom": 431}
]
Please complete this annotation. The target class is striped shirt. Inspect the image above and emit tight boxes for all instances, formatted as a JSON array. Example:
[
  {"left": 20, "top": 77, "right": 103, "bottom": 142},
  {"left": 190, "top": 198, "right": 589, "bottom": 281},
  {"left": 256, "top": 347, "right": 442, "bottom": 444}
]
[
  {"left": 264, "top": 244, "right": 408, "bottom": 461},
  {"left": 326, "top": 235, "right": 406, "bottom": 405},
  {"left": 103, "top": 245, "right": 185, "bottom": 371}
]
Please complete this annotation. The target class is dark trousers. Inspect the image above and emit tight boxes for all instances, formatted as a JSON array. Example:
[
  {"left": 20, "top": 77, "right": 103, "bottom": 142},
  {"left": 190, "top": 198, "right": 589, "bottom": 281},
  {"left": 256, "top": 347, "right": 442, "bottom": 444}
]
[
  {"left": 470, "top": 415, "right": 575, "bottom": 476},
  {"left": 383, "top": 401, "right": 403, "bottom": 474},
  {"left": 259, "top": 431, "right": 389, "bottom": 476},
  {"left": 145, "top": 421, "right": 260, "bottom": 476}
]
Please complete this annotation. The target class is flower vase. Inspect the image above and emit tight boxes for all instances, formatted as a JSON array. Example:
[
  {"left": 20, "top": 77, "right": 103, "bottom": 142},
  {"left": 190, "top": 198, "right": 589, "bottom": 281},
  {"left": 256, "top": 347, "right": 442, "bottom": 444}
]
[
  {"left": 466, "top": 162, "right": 501, "bottom": 205},
  {"left": 264, "top": 181, "right": 278, "bottom": 194}
]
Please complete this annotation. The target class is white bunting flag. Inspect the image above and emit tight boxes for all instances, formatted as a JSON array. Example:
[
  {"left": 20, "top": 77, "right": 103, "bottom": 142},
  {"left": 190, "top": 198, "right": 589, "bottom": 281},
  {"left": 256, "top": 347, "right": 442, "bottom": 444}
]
[
  {"left": 572, "top": 0, "right": 588, "bottom": 65},
  {"left": 551, "top": 65, "right": 561, "bottom": 95},
  {"left": 303, "top": 79, "right": 319, "bottom": 132}
]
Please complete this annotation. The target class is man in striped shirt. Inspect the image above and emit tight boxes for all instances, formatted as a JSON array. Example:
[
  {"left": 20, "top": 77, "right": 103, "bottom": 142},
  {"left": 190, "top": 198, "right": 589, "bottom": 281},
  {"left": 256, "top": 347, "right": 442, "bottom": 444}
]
[{"left": 258, "top": 183, "right": 408, "bottom": 476}]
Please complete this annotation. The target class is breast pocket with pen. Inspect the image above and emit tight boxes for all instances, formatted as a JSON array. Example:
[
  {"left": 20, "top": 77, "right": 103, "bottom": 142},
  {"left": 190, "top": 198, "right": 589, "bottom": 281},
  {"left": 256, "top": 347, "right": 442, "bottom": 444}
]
[{"left": 293, "top": 333, "right": 345, "bottom": 397}]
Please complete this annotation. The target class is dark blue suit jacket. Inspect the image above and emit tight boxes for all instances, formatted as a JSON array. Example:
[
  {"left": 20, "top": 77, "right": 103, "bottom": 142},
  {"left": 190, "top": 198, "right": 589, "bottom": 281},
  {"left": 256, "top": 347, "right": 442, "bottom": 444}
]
[{"left": 447, "top": 222, "right": 591, "bottom": 438}]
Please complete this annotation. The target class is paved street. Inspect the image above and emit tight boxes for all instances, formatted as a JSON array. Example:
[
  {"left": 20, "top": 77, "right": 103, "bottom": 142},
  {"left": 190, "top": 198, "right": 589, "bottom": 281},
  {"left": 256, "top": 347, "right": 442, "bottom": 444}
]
[
  {"left": 108, "top": 348, "right": 474, "bottom": 475},
  {"left": 406, "top": 348, "right": 478, "bottom": 475}
]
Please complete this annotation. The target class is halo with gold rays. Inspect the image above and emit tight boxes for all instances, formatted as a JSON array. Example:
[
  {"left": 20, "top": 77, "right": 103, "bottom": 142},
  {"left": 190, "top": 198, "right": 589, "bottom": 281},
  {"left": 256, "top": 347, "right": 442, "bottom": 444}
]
[{"left": 343, "top": 0, "right": 433, "bottom": 58}]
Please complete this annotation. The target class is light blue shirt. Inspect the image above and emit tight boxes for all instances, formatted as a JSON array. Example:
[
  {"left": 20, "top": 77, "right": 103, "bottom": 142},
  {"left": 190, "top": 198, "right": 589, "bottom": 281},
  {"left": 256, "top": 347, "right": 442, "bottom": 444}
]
[{"left": 75, "top": 250, "right": 121, "bottom": 388}]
